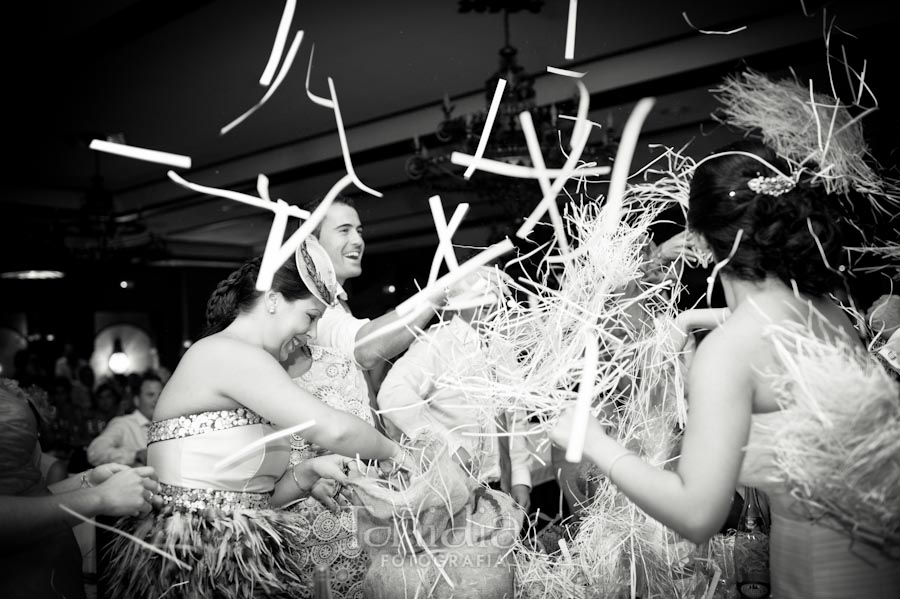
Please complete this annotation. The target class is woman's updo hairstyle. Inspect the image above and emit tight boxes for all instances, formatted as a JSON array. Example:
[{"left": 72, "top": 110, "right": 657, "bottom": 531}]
[
  {"left": 202, "top": 256, "right": 313, "bottom": 337},
  {"left": 687, "top": 139, "right": 844, "bottom": 296}
]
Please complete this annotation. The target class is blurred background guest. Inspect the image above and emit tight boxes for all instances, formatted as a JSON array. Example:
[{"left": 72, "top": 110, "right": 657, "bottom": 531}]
[{"left": 87, "top": 372, "right": 162, "bottom": 467}]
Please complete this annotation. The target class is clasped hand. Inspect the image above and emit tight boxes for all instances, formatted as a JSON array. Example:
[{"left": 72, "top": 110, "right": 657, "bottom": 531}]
[{"left": 89, "top": 463, "right": 160, "bottom": 517}]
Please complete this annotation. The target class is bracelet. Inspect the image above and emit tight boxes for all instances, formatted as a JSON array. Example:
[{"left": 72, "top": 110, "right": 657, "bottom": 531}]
[
  {"left": 81, "top": 470, "right": 93, "bottom": 489},
  {"left": 606, "top": 450, "right": 637, "bottom": 484},
  {"left": 290, "top": 465, "right": 310, "bottom": 497}
]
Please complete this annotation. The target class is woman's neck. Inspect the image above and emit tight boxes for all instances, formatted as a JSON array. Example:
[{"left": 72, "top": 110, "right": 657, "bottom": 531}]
[
  {"left": 721, "top": 275, "right": 796, "bottom": 310},
  {"left": 223, "top": 313, "right": 278, "bottom": 358}
]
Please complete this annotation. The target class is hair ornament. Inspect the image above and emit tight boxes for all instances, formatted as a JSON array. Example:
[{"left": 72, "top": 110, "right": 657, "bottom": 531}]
[
  {"left": 295, "top": 237, "right": 339, "bottom": 307},
  {"left": 747, "top": 174, "right": 795, "bottom": 197}
]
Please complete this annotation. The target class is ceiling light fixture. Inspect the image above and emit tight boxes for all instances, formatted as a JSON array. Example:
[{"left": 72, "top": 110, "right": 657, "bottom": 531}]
[
  {"left": 406, "top": 3, "right": 617, "bottom": 182},
  {"left": 108, "top": 337, "right": 131, "bottom": 375},
  {"left": 1, "top": 270, "right": 65, "bottom": 280}
]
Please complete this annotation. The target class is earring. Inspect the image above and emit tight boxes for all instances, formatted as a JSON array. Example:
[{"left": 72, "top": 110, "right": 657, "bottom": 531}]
[{"left": 269, "top": 305, "right": 276, "bottom": 314}]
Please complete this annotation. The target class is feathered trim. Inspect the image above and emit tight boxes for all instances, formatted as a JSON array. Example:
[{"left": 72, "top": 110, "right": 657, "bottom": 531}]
[
  {"left": 713, "top": 70, "right": 900, "bottom": 214},
  {"left": 763, "top": 319, "right": 900, "bottom": 557},
  {"left": 103, "top": 505, "right": 316, "bottom": 599}
]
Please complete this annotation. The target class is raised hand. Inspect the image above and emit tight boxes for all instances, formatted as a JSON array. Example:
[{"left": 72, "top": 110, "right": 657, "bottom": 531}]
[{"left": 549, "top": 406, "right": 607, "bottom": 453}]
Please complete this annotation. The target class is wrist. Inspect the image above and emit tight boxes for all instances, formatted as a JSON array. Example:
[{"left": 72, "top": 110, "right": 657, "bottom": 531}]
[
  {"left": 606, "top": 449, "right": 638, "bottom": 483},
  {"left": 77, "top": 485, "right": 105, "bottom": 517},
  {"left": 586, "top": 436, "right": 623, "bottom": 470},
  {"left": 291, "top": 463, "right": 313, "bottom": 496}
]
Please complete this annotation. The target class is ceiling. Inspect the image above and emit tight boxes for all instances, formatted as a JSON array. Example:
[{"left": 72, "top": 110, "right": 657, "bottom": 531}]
[{"left": 2, "top": 0, "right": 899, "bottom": 274}]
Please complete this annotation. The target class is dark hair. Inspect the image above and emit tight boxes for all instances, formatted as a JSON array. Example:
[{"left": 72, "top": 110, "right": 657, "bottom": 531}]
[
  {"left": 300, "top": 195, "right": 356, "bottom": 237},
  {"left": 202, "top": 256, "right": 313, "bottom": 337},
  {"left": 94, "top": 382, "right": 121, "bottom": 400},
  {"left": 687, "top": 139, "right": 844, "bottom": 296}
]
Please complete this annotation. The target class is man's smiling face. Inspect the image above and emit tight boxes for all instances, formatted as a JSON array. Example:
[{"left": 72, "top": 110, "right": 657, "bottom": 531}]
[{"left": 316, "top": 202, "right": 364, "bottom": 284}]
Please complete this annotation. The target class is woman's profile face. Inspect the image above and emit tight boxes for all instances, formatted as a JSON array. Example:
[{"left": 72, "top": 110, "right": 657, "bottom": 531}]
[{"left": 277, "top": 295, "right": 326, "bottom": 361}]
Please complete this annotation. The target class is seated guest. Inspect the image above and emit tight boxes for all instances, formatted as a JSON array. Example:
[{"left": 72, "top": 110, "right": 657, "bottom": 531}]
[
  {"left": 86, "top": 372, "right": 163, "bottom": 466},
  {"left": 378, "top": 267, "right": 533, "bottom": 512},
  {"left": 90, "top": 381, "right": 120, "bottom": 425}
]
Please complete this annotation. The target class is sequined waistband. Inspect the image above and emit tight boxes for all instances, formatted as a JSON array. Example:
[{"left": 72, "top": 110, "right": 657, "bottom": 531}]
[
  {"left": 148, "top": 407, "right": 272, "bottom": 444},
  {"left": 158, "top": 482, "right": 271, "bottom": 513}
]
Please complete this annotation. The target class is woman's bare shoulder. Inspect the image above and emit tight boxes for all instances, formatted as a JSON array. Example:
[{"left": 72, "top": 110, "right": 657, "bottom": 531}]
[
  {"left": 154, "top": 336, "right": 272, "bottom": 419},
  {"left": 180, "top": 334, "right": 267, "bottom": 365}
]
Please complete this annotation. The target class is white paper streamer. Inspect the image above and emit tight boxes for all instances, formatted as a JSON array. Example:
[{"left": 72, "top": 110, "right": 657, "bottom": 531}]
[
  {"left": 167, "top": 171, "right": 309, "bottom": 219},
  {"left": 396, "top": 239, "right": 515, "bottom": 317},
  {"left": 547, "top": 66, "right": 585, "bottom": 78},
  {"left": 565, "top": 333, "right": 599, "bottom": 463},
  {"left": 520, "top": 110, "right": 570, "bottom": 253},
  {"left": 451, "top": 152, "right": 610, "bottom": 179},
  {"left": 682, "top": 12, "right": 747, "bottom": 35},
  {"left": 221, "top": 30, "right": 304, "bottom": 135},
  {"left": 517, "top": 81, "right": 591, "bottom": 240},
  {"left": 89, "top": 139, "right": 191, "bottom": 169},
  {"left": 305, "top": 44, "right": 334, "bottom": 109},
  {"left": 256, "top": 173, "right": 354, "bottom": 291},
  {"left": 600, "top": 97, "right": 656, "bottom": 236},
  {"left": 463, "top": 78, "right": 507, "bottom": 179},
  {"left": 427, "top": 195, "right": 468, "bottom": 285},
  {"left": 259, "top": 0, "right": 296, "bottom": 86},
  {"left": 328, "top": 77, "right": 383, "bottom": 197},
  {"left": 60, "top": 505, "right": 192, "bottom": 570},
  {"left": 565, "top": 0, "right": 578, "bottom": 59},
  {"left": 215, "top": 420, "right": 316, "bottom": 471}
]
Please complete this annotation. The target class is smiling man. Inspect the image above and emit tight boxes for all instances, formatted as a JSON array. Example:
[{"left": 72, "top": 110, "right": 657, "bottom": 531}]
[{"left": 286, "top": 196, "right": 449, "bottom": 435}]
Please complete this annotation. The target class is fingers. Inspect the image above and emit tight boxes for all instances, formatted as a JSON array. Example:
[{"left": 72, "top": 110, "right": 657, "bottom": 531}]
[
  {"left": 320, "top": 467, "right": 348, "bottom": 485},
  {"left": 310, "top": 481, "right": 340, "bottom": 513},
  {"left": 131, "top": 466, "right": 158, "bottom": 480},
  {"left": 311, "top": 456, "right": 351, "bottom": 484}
]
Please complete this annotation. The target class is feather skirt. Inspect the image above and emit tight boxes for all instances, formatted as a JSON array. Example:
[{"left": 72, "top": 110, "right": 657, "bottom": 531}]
[{"left": 103, "top": 503, "right": 319, "bottom": 599}]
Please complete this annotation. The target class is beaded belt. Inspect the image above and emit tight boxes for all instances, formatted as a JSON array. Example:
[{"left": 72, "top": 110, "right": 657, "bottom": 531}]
[
  {"left": 148, "top": 407, "right": 272, "bottom": 444},
  {"left": 158, "top": 483, "right": 271, "bottom": 513}
]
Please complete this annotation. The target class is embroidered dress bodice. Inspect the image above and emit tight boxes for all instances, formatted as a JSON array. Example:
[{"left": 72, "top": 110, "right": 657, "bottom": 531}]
[
  {"left": 147, "top": 407, "right": 290, "bottom": 512},
  {"left": 290, "top": 344, "right": 373, "bottom": 464}
]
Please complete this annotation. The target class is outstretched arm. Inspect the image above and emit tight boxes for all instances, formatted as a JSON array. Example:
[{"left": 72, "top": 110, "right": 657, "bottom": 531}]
[
  {"left": 552, "top": 324, "right": 754, "bottom": 544},
  {"left": 353, "top": 293, "right": 447, "bottom": 368},
  {"left": 206, "top": 338, "right": 402, "bottom": 461},
  {"left": 0, "top": 466, "right": 158, "bottom": 546}
]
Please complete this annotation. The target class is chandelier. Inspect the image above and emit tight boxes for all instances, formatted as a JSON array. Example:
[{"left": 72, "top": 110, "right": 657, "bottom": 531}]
[{"left": 405, "top": 5, "right": 618, "bottom": 185}]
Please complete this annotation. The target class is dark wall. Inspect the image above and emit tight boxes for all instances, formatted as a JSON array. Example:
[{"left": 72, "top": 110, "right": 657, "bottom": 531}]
[{"left": 0, "top": 264, "right": 232, "bottom": 376}]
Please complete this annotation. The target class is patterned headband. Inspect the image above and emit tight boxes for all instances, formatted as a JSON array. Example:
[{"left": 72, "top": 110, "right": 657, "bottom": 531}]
[{"left": 295, "top": 237, "right": 338, "bottom": 307}]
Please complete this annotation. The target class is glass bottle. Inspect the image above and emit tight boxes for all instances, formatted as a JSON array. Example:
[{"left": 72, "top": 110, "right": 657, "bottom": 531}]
[{"left": 734, "top": 491, "right": 770, "bottom": 598}]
